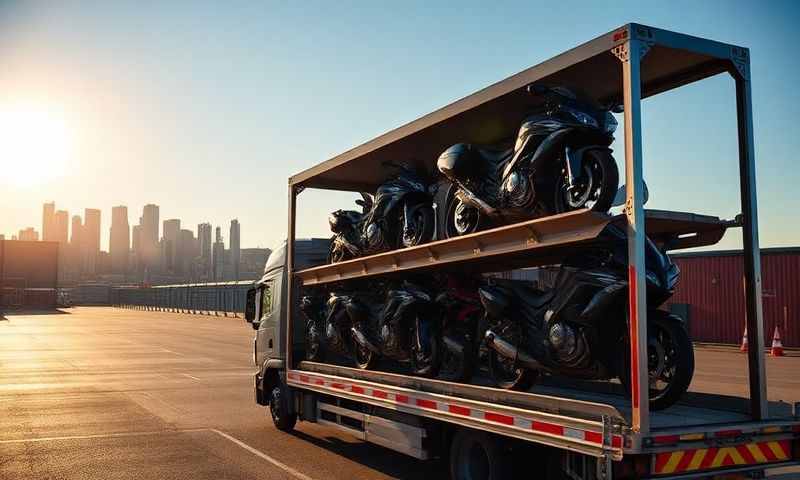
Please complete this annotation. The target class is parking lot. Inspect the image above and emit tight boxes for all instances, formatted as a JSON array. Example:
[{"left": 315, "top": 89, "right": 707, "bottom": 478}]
[{"left": 1, "top": 307, "right": 797, "bottom": 479}]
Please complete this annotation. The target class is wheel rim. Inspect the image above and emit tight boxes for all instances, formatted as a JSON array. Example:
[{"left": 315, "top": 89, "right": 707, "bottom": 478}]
[
  {"left": 447, "top": 196, "right": 480, "bottom": 237},
  {"left": 558, "top": 157, "right": 606, "bottom": 210},
  {"left": 648, "top": 324, "right": 678, "bottom": 400}
]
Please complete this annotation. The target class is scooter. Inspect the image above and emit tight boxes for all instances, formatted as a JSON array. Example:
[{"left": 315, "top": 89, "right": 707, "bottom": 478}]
[
  {"left": 479, "top": 223, "right": 694, "bottom": 411},
  {"left": 328, "top": 164, "right": 435, "bottom": 263},
  {"left": 437, "top": 84, "right": 620, "bottom": 238}
]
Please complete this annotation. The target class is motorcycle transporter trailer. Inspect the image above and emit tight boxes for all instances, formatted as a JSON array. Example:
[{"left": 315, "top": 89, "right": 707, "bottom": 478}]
[{"left": 247, "top": 24, "right": 800, "bottom": 479}]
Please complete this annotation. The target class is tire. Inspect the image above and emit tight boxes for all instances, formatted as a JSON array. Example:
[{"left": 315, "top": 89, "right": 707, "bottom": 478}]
[
  {"left": 443, "top": 186, "right": 482, "bottom": 239},
  {"left": 269, "top": 385, "right": 297, "bottom": 432},
  {"left": 554, "top": 149, "right": 618, "bottom": 214},
  {"left": 438, "top": 331, "right": 475, "bottom": 383},
  {"left": 449, "top": 429, "right": 511, "bottom": 480},
  {"left": 619, "top": 310, "right": 695, "bottom": 411},
  {"left": 410, "top": 321, "right": 440, "bottom": 378},
  {"left": 401, "top": 201, "right": 435, "bottom": 248},
  {"left": 488, "top": 349, "right": 536, "bottom": 391},
  {"left": 352, "top": 334, "right": 377, "bottom": 370}
]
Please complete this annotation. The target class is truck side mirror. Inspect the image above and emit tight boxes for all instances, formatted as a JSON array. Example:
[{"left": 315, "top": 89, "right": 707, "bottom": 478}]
[{"left": 245, "top": 288, "right": 257, "bottom": 325}]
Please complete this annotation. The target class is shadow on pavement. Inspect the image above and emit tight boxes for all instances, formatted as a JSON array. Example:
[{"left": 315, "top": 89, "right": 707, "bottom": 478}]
[{"left": 1, "top": 308, "right": 72, "bottom": 316}]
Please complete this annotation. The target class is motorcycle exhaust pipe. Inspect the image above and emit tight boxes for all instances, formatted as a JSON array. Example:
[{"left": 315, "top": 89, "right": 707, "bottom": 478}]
[
  {"left": 351, "top": 326, "right": 381, "bottom": 354},
  {"left": 485, "top": 330, "right": 546, "bottom": 371},
  {"left": 455, "top": 188, "right": 498, "bottom": 217}
]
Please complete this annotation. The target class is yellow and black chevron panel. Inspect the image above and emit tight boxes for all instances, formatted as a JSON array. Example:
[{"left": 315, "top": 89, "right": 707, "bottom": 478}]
[{"left": 653, "top": 440, "right": 791, "bottom": 475}]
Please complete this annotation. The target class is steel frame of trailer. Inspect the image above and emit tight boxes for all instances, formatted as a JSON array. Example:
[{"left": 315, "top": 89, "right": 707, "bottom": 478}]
[{"left": 283, "top": 22, "right": 767, "bottom": 448}]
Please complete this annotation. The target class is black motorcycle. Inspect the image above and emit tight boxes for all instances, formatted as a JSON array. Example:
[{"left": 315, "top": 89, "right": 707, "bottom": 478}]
[
  {"left": 347, "top": 282, "right": 440, "bottom": 376},
  {"left": 302, "top": 292, "right": 369, "bottom": 367},
  {"left": 437, "top": 85, "right": 620, "bottom": 238},
  {"left": 479, "top": 224, "right": 694, "bottom": 411},
  {"left": 328, "top": 164, "right": 435, "bottom": 263}
]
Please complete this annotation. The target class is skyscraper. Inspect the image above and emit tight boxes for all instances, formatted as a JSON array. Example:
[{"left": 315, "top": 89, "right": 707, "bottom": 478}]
[
  {"left": 83, "top": 209, "right": 101, "bottom": 276},
  {"left": 53, "top": 210, "right": 69, "bottom": 245},
  {"left": 229, "top": 219, "right": 240, "bottom": 280},
  {"left": 110, "top": 206, "right": 130, "bottom": 275},
  {"left": 69, "top": 214, "right": 83, "bottom": 280},
  {"left": 197, "top": 222, "right": 212, "bottom": 280},
  {"left": 42, "top": 202, "right": 55, "bottom": 242},
  {"left": 141, "top": 204, "right": 160, "bottom": 271},
  {"left": 162, "top": 219, "right": 180, "bottom": 273},
  {"left": 212, "top": 226, "right": 225, "bottom": 281},
  {"left": 178, "top": 229, "right": 195, "bottom": 277}
]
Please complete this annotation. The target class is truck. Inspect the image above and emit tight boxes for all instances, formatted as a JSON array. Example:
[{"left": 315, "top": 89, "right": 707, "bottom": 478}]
[{"left": 245, "top": 24, "right": 800, "bottom": 479}]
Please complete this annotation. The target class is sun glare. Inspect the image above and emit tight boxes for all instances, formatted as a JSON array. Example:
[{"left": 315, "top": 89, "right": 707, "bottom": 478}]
[{"left": 0, "top": 103, "right": 73, "bottom": 187}]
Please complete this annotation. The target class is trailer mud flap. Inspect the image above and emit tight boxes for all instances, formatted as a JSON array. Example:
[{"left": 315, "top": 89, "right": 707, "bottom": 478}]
[{"left": 652, "top": 440, "right": 791, "bottom": 476}]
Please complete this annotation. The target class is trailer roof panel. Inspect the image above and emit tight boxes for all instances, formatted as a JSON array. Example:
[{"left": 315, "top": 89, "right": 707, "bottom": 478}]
[{"left": 290, "top": 23, "right": 745, "bottom": 191}]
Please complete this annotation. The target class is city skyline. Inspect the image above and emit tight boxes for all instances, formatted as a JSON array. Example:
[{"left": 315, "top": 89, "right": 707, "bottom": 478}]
[
  {"left": 5, "top": 199, "right": 265, "bottom": 285},
  {"left": 3, "top": 200, "right": 273, "bottom": 252}
]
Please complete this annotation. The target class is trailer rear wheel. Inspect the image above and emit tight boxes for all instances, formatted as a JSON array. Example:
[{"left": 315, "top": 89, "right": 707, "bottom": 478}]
[{"left": 449, "top": 430, "right": 510, "bottom": 480}]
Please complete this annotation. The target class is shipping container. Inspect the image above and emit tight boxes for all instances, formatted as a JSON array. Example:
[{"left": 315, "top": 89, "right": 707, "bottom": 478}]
[{"left": 667, "top": 247, "right": 799, "bottom": 347}]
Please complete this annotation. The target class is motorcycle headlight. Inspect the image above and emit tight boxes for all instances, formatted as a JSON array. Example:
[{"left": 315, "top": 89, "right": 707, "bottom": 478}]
[
  {"left": 604, "top": 112, "right": 618, "bottom": 133},
  {"left": 564, "top": 107, "right": 599, "bottom": 128}
]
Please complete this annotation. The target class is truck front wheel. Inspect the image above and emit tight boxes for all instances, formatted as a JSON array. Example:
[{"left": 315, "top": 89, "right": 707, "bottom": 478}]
[
  {"left": 269, "top": 385, "right": 297, "bottom": 432},
  {"left": 449, "top": 429, "right": 510, "bottom": 480}
]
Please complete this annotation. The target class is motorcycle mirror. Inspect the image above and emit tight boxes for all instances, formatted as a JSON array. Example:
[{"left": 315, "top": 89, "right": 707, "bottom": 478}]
[{"left": 611, "top": 181, "right": 649, "bottom": 207}]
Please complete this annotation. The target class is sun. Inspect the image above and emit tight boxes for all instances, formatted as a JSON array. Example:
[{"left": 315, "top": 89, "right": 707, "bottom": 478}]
[{"left": 0, "top": 103, "right": 73, "bottom": 187}]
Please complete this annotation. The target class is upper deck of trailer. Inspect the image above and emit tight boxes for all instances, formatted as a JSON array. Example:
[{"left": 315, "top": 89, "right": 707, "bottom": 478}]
[{"left": 289, "top": 23, "right": 748, "bottom": 192}]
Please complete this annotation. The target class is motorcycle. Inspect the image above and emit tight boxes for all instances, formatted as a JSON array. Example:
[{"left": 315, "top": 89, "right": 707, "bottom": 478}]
[
  {"left": 479, "top": 224, "right": 694, "bottom": 410},
  {"left": 328, "top": 163, "right": 435, "bottom": 263},
  {"left": 437, "top": 84, "right": 620, "bottom": 238},
  {"left": 347, "top": 282, "right": 440, "bottom": 376},
  {"left": 433, "top": 275, "right": 485, "bottom": 383},
  {"left": 301, "top": 291, "right": 367, "bottom": 367}
]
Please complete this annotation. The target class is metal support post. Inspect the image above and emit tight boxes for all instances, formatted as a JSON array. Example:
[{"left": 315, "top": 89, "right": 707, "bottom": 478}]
[
  {"left": 286, "top": 184, "right": 298, "bottom": 370},
  {"left": 732, "top": 58, "right": 768, "bottom": 419},
  {"left": 615, "top": 36, "right": 650, "bottom": 434}
]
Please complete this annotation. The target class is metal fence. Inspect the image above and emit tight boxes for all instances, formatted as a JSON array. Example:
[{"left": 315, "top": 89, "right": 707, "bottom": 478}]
[{"left": 112, "top": 281, "right": 254, "bottom": 316}]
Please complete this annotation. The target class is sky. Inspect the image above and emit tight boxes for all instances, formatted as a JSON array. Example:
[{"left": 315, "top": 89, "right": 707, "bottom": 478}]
[{"left": 1, "top": 1, "right": 799, "bottom": 252}]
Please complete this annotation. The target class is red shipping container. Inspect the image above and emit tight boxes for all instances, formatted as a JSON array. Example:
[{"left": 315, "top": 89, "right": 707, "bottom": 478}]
[{"left": 666, "top": 248, "right": 800, "bottom": 348}]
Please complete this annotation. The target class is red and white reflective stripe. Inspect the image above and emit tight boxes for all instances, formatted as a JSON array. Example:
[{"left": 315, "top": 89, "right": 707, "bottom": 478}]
[{"left": 288, "top": 371, "right": 623, "bottom": 449}]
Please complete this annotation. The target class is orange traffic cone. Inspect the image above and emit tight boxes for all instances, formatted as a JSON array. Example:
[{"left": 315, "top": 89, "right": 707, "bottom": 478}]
[
  {"left": 770, "top": 325, "right": 784, "bottom": 357},
  {"left": 740, "top": 326, "right": 748, "bottom": 352}
]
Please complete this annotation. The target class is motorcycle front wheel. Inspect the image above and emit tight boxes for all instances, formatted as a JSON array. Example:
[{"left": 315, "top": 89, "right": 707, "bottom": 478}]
[
  {"left": 400, "top": 201, "right": 435, "bottom": 248},
  {"left": 410, "top": 321, "right": 440, "bottom": 378},
  {"left": 554, "top": 149, "right": 618, "bottom": 214},
  {"left": 443, "top": 188, "right": 481, "bottom": 239},
  {"left": 352, "top": 338, "right": 377, "bottom": 370}
]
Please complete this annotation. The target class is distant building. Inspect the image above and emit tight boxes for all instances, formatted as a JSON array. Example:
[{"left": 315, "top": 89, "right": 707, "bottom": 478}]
[
  {"left": 162, "top": 219, "right": 180, "bottom": 273},
  {"left": 83, "top": 209, "right": 101, "bottom": 276},
  {"left": 141, "top": 204, "right": 160, "bottom": 271},
  {"left": 240, "top": 248, "right": 271, "bottom": 280},
  {"left": 212, "top": 226, "right": 225, "bottom": 281},
  {"left": 68, "top": 215, "right": 83, "bottom": 281},
  {"left": 177, "top": 229, "right": 196, "bottom": 276},
  {"left": 53, "top": 210, "right": 69, "bottom": 245},
  {"left": 197, "top": 222, "right": 212, "bottom": 280},
  {"left": 110, "top": 206, "right": 130, "bottom": 276},
  {"left": 42, "top": 201, "right": 55, "bottom": 242},
  {"left": 18, "top": 227, "right": 39, "bottom": 241},
  {"left": 230, "top": 219, "right": 240, "bottom": 280},
  {"left": 0, "top": 239, "right": 59, "bottom": 307}
]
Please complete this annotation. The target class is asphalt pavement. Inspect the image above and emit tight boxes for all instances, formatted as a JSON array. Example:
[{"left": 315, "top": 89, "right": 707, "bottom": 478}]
[{"left": 0, "top": 307, "right": 797, "bottom": 479}]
